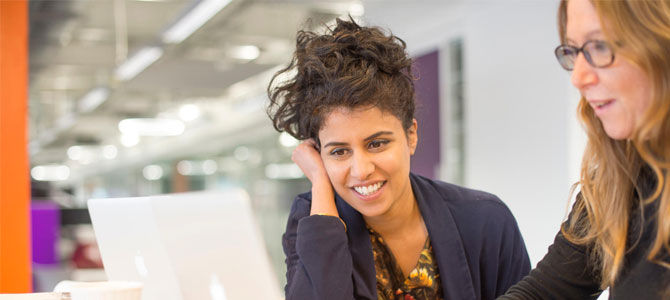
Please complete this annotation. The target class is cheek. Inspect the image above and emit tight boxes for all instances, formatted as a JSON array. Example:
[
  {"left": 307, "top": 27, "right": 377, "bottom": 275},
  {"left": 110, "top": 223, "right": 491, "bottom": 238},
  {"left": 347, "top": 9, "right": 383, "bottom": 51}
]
[
  {"left": 377, "top": 149, "right": 409, "bottom": 173},
  {"left": 634, "top": 79, "right": 652, "bottom": 117},
  {"left": 632, "top": 90, "right": 652, "bottom": 122},
  {"left": 322, "top": 160, "right": 346, "bottom": 184},
  {"left": 615, "top": 78, "right": 652, "bottom": 125},
  {"left": 616, "top": 60, "right": 653, "bottom": 119}
]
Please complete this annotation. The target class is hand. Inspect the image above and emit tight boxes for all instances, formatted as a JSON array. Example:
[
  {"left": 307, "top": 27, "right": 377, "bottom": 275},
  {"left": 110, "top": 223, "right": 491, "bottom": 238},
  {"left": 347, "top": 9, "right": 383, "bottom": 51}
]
[
  {"left": 292, "top": 139, "right": 338, "bottom": 216},
  {"left": 292, "top": 139, "right": 329, "bottom": 184}
]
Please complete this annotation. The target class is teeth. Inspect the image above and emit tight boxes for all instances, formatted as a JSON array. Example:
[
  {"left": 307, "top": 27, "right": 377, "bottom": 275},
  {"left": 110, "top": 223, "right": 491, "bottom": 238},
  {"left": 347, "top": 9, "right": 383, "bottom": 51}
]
[{"left": 354, "top": 182, "right": 384, "bottom": 196}]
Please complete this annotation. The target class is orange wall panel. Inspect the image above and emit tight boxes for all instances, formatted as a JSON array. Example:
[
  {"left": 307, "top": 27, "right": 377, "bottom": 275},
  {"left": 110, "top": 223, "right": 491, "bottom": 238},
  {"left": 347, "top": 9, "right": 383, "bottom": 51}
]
[{"left": 0, "top": 0, "right": 32, "bottom": 293}]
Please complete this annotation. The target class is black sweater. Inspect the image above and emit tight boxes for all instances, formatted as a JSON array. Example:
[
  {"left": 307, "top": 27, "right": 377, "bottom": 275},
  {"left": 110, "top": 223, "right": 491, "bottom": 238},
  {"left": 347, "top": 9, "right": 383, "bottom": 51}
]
[{"left": 499, "top": 174, "right": 670, "bottom": 299}]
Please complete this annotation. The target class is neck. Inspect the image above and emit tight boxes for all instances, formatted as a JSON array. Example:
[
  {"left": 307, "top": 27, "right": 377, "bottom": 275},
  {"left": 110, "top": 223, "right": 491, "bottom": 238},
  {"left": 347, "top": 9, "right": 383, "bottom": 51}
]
[{"left": 363, "top": 180, "right": 422, "bottom": 237}]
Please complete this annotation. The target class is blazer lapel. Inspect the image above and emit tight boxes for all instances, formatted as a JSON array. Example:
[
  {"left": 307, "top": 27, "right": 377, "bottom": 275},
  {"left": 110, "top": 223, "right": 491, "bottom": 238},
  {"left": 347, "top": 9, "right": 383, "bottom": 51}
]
[
  {"left": 411, "top": 175, "right": 477, "bottom": 300},
  {"left": 336, "top": 194, "right": 377, "bottom": 300}
]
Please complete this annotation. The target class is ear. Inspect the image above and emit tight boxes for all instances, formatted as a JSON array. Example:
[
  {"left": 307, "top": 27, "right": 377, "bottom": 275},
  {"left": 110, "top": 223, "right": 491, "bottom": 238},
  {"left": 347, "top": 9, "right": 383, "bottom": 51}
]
[{"left": 408, "top": 119, "right": 418, "bottom": 155}]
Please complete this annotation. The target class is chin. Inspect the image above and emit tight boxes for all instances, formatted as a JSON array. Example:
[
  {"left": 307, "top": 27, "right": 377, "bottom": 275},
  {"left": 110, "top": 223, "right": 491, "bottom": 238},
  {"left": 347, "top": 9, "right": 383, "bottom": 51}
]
[
  {"left": 352, "top": 202, "right": 389, "bottom": 218},
  {"left": 603, "top": 125, "right": 632, "bottom": 140}
]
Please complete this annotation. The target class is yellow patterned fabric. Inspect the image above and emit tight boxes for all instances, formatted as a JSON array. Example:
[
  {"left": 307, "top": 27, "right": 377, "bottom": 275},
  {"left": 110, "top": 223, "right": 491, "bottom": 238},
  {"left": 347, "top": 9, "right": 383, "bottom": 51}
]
[{"left": 367, "top": 226, "right": 444, "bottom": 300}]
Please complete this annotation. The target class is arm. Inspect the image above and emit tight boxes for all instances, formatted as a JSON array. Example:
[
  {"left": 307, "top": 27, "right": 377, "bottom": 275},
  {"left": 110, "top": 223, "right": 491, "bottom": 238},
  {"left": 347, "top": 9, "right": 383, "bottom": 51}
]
[
  {"left": 497, "top": 230, "right": 603, "bottom": 300},
  {"left": 472, "top": 198, "right": 532, "bottom": 299},
  {"left": 282, "top": 195, "right": 356, "bottom": 300},
  {"left": 492, "top": 207, "right": 532, "bottom": 297},
  {"left": 281, "top": 139, "right": 358, "bottom": 300}
]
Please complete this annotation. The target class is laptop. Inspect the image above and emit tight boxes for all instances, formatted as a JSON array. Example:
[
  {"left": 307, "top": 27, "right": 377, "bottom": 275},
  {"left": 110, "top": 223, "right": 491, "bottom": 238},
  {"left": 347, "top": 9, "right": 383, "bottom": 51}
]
[{"left": 87, "top": 189, "right": 283, "bottom": 300}]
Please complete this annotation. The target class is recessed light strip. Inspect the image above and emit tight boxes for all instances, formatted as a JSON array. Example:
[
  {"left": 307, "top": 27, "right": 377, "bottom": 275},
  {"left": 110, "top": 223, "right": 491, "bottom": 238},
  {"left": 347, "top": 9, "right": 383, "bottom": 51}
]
[
  {"left": 115, "top": 46, "right": 164, "bottom": 81},
  {"left": 162, "top": 0, "right": 232, "bottom": 44}
]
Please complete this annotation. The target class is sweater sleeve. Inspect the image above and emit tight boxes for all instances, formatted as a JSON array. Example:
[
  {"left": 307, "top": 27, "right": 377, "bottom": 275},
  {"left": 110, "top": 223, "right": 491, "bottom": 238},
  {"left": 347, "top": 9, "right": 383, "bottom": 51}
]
[
  {"left": 497, "top": 229, "right": 603, "bottom": 300},
  {"left": 471, "top": 197, "right": 531, "bottom": 299},
  {"left": 282, "top": 194, "right": 357, "bottom": 300},
  {"left": 492, "top": 205, "right": 532, "bottom": 297}
]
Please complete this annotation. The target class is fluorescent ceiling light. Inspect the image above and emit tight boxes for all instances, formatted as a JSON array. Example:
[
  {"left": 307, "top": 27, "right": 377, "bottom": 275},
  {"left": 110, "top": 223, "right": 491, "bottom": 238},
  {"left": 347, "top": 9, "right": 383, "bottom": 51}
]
[
  {"left": 31, "top": 165, "right": 70, "bottom": 181},
  {"left": 143, "top": 165, "right": 164, "bottom": 181},
  {"left": 78, "top": 28, "right": 109, "bottom": 42},
  {"left": 178, "top": 104, "right": 201, "bottom": 121},
  {"left": 102, "top": 145, "right": 118, "bottom": 160},
  {"left": 78, "top": 87, "right": 110, "bottom": 113},
  {"left": 202, "top": 160, "right": 217, "bottom": 175},
  {"left": 162, "top": 0, "right": 232, "bottom": 44},
  {"left": 115, "top": 47, "right": 163, "bottom": 81},
  {"left": 120, "top": 133, "right": 140, "bottom": 147},
  {"left": 279, "top": 132, "right": 299, "bottom": 147},
  {"left": 118, "top": 118, "right": 185, "bottom": 136},
  {"left": 67, "top": 146, "right": 83, "bottom": 160},
  {"left": 228, "top": 45, "right": 260, "bottom": 60},
  {"left": 265, "top": 163, "right": 304, "bottom": 180},
  {"left": 349, "top": 2, "right": 365, "bottom": 17},
  {"left": 68, "top": 144, "right": 119, "bottom": 161},
  {"left": 177, "top": 159, "right": 217, "bottom": 176}
]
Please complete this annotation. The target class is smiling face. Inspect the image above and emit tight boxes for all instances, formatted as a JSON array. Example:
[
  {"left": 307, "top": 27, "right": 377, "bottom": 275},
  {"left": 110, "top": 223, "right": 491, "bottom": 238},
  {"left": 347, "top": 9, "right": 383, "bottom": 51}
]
[
  {"left": 567, "top": 0, "right": 652, "bottom": 140},
  {"left": 318, "top": 106, "right": 417, "bottom": 218}
]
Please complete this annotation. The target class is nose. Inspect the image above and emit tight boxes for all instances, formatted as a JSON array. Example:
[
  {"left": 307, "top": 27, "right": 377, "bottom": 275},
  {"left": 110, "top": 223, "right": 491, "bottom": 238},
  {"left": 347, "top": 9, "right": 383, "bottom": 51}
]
[
  {"left": 570, "top": 52, "right": 598, "bottom": 90},
  {"left": 349, "top": 151, "right": 374, "bottom": 180}
]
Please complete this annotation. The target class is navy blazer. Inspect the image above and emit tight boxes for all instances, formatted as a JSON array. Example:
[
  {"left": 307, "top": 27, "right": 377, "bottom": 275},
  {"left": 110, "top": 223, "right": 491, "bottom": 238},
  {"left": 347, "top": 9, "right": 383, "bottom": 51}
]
[{"left": 282, "top": 173, "right": 531, "bottom": 300}]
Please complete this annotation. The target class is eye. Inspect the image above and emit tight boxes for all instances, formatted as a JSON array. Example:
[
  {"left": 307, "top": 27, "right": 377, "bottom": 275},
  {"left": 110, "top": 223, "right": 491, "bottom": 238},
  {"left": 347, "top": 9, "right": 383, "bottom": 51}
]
[
  {"left": 558, "top": 46, "right": 577, "bottom": 57},
  {"left": 593, "top": 41, "right": 609, "bottom": 52},
  {"left": 586, "top": 40, "right": 612, "bottom": 55},
  {"left": 368, "top": 140, "right": 389, "bottom": 150},
  {"left": 329, "top": 148, "right": 348, "bottom": 156}
]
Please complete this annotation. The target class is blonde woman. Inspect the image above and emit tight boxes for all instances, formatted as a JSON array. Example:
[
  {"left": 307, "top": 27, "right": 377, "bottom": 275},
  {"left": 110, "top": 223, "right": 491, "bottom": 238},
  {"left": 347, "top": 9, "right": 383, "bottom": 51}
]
[{"left": 500, "top": 0, "right": 670, "bottom": 299}]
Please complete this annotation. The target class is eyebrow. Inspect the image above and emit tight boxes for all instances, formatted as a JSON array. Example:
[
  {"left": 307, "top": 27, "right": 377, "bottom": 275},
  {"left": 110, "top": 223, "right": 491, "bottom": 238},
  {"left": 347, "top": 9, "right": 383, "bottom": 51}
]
[
  {"left": 566, "top": 29, "right": 603, "bottom": 45},
  {"left": 322, "top": 131, "right": 394, "bottom": 149}
]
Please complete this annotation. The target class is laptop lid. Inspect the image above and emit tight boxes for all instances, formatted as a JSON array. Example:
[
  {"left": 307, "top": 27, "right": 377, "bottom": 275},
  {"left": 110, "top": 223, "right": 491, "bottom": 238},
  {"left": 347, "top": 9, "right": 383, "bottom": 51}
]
[{"left": 88, "top": 189, "right": 282, "bottom": 300}]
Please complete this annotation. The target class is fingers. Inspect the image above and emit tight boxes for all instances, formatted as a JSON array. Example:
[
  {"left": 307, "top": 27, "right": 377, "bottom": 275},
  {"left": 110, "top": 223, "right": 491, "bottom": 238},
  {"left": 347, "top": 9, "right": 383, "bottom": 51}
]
[
  {"left": 292, "top": 139, "right": 318, "bottom": 159},
  {"left": 291, "top": 138, "right": 327, "bottom": 183},
  {"left": 303, "top": 138, "right": 318, "bottom": 152}
]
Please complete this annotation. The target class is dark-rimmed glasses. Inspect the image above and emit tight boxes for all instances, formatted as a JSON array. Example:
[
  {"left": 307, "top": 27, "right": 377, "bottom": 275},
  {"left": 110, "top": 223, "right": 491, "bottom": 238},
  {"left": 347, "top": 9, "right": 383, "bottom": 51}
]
[{"left": 554, "top": 40, "right": 615, "bottom": 71}]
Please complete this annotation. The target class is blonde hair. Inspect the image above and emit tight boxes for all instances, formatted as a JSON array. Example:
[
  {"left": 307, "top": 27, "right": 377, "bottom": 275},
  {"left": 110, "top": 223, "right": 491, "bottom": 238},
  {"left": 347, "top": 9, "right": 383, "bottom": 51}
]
[{"left": 558, "top": 0, "right": 670, "bottom": 289}]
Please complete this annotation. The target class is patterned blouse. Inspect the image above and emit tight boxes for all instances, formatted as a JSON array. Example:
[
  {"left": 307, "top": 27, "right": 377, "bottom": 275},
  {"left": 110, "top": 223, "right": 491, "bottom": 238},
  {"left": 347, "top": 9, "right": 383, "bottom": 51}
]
[{"left": 367, "top": 226, "right": 444, "bottom": 300}]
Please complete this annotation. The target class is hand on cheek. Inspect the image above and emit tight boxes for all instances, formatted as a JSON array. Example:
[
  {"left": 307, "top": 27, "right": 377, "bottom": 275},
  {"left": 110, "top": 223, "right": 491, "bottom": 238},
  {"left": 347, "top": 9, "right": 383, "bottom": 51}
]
[
  {"left": 292, "top": 139, "right": 329, "bottom": 184},
  {"left": 292, "top": 139, "right": 339, "bottom": 216}
]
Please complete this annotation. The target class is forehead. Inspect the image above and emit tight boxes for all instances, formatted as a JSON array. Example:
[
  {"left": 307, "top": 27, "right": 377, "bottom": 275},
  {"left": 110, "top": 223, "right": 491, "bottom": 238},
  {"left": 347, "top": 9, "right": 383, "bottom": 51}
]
[
  {"left": 318, "top": 107, "right": 402, "bottom": 139},
  {"left": 566, "top": 0, "right": 604, "bottom": 43}
]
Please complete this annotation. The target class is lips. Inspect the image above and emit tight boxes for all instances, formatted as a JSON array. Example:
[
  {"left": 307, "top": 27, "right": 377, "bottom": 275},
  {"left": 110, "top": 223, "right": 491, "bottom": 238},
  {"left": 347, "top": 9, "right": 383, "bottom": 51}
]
[{"left": 588, "top": 99, "right": 614, "bottom": 115}]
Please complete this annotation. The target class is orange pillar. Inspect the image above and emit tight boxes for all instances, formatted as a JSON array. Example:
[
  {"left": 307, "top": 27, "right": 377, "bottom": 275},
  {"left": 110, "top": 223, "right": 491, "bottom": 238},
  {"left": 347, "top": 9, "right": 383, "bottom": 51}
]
[
  {"left": 172, "top": 162, "right": 190, "bottom": 193},
  {"left": 0, "top": 0, "right": 32, "bottom": 293}
]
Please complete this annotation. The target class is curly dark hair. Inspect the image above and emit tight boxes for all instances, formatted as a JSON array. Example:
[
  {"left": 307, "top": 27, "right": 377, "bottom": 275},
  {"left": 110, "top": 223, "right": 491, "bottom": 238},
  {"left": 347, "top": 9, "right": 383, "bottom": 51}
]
[{"left": 267, "top": 17, "right": 415, "bottom": 144}]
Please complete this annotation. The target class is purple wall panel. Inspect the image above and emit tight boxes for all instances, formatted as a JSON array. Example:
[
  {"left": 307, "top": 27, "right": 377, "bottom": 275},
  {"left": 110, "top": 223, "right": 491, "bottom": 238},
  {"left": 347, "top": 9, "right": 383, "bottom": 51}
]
[
  {"left": 31, "top": 202, "right": 60, "bottom": 265},
  {"left": 410, "top": 50, "right": 441, "bottom": 179}
]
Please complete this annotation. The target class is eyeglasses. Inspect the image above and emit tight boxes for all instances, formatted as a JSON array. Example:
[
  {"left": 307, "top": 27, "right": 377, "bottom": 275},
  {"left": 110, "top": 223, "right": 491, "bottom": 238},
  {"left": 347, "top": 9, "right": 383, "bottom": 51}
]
[{"left": 554, "top": 40, "right": 615, "bottom": 71}]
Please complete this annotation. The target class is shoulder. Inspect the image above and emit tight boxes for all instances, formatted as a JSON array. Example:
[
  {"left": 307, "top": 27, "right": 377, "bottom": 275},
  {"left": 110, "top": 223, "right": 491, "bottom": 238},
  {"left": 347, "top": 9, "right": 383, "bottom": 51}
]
[{"left": 411, "top": 173, "right": 514, "bottom": 221}]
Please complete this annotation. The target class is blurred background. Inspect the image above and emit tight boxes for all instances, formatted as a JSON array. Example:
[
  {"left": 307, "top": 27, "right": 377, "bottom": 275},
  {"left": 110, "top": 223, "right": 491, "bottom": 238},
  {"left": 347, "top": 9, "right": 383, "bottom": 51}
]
[{"left": 23, "top": 0, "right": 585, "bottom": 294}]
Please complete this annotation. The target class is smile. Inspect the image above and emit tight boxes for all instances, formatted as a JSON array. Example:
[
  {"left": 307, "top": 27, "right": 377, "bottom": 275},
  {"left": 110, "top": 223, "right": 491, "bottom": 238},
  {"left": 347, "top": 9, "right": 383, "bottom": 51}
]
[
  {"left": 588, "top": 99, "right": 614, "bottom": 110},
  {"left": 588, "top": 99, "right": 615, "bottom": 117},
  {"left": 353, "top": 181, "right": 386, "bottom": 196}
]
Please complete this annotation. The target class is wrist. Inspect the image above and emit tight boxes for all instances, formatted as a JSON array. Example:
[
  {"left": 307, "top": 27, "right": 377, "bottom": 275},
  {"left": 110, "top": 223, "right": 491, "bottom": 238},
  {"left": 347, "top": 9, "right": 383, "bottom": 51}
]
[
  {"left": 310, "top": 173, "right": 331, "bottom": 187},
  {"left": 310, "top": 184, "right": 337, "bottom": 216}
]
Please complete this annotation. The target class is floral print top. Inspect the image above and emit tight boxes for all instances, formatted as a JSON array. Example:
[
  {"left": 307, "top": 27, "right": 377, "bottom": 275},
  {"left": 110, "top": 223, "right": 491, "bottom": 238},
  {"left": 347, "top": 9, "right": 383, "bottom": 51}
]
[{"left": 367, "top": 226, "right": 444, "bottom": 300}]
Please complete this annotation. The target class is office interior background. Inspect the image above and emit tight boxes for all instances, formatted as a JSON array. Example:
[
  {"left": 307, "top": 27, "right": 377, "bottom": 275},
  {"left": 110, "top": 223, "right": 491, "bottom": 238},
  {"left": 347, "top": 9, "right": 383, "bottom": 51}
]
[{"left": 4, "top": 0, "right": 592, "bottom": 295}]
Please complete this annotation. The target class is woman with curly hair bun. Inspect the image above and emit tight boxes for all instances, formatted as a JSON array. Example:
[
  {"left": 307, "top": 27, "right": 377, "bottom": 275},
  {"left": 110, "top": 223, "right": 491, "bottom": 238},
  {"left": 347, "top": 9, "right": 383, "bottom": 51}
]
[
  {"left": 500, "top": 0, "right": 670, "bottom": 299},
  {"left": 268, "top": 18, "right": 530, "bottom": 300}
]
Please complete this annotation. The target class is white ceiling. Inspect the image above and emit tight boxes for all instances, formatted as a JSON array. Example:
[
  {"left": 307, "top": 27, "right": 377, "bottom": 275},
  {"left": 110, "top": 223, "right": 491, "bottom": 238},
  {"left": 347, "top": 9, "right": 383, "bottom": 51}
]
[{"left": 28, "top": 0, "right": 362, "bottom": 179}]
